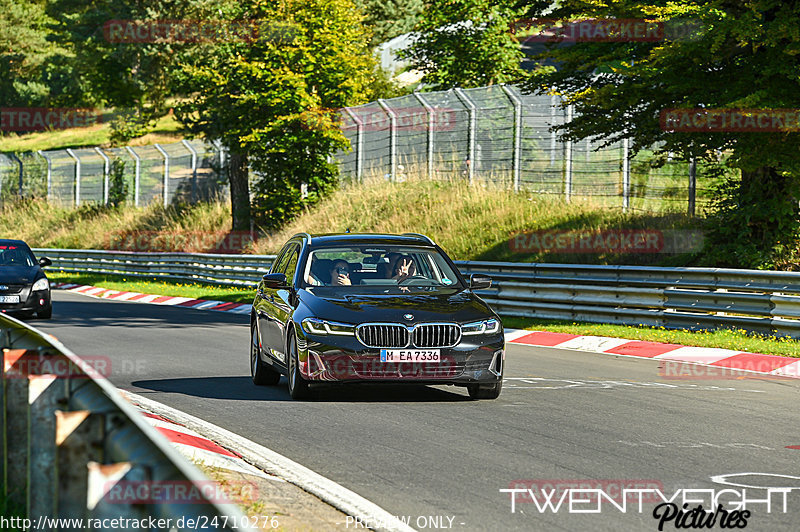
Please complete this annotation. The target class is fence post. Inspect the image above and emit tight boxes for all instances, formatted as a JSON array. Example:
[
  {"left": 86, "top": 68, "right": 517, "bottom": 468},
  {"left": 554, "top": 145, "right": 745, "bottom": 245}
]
[
  {"left": 377, "top": 99, "right": 397, "bottom": 181},
  {"left": 125, "top": 147, "right": 141, "bottom": 207},
  {"left": 550, "top": 95, "right": 558, "bottom": 167},
  {"left": 342, "top": 107, "right": 364, "bottom": 181},
  {"left": 413, "top": 93, "right": 435, "bottom": 179},
  {"left": 182, "top": 140, "right": 198, "bottom": 202},
  {"left": 65, "top": 149, "right": 81, "bottom": 207},
  {"left": 154, "top": 143, "right": 169, "bottom": 207},
  {"left": 622, "top": 138, "right": 631, "bottom": 212},
  {"left": 454, "top": 88, "right": 476, "bottom": 184},
  {"left": 564, "top": 105, "right": 574, "bottom": 202},
  {"left": 688, "top": 157, "right": 697, "bottom": 217},
  {"left": 9, "top": 153, "right": 24, "bottom": 197},
  {"left": 94, "top": 147, "right": 110, "bottom": 205},
  {"left": 501, "top": 85, "right": 522, "bottom": 192},
  {"left": 37, "top": 150, "right": 52, "bottom": 200}
]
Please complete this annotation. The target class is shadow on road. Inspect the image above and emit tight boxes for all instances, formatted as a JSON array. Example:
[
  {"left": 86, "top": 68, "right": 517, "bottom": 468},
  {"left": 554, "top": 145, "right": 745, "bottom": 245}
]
[{"left": 132, "top": 376, "right": 472, "bottom": 403}]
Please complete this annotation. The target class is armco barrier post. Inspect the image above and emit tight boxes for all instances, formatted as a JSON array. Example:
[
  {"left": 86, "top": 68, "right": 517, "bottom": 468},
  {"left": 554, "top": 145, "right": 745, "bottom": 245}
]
[
  {"left": 29, "top": 372, "right": 65, "bottom": 520},
  {"left": 4, "top": 350, "right": 30, "bottom": 509},
  {"left": 55, "top": 410, "right": 104, "bottom": 522}
]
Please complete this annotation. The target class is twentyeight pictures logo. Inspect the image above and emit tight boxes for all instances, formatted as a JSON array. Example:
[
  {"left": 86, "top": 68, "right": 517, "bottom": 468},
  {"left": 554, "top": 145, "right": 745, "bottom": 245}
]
[{"left": 502, "top": 480, "right": 794, "bottom": 529}]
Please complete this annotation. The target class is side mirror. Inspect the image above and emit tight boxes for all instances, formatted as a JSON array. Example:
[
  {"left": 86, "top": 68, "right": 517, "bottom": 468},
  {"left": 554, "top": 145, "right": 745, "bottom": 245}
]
[
  {"left": 38, "top": 257, "right": 52, "bottom": 268},
  {"left": 469, "top": 274, "right": 492, "bottom": 290},
  {"left": 262, "top": 272, "right": 288, "bottom": 289}
]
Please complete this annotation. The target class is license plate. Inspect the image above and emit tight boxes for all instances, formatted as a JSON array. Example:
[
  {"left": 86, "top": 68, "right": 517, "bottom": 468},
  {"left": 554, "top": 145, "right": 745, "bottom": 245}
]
[
  {"left": 380, "top": 349, "right": 441, "bottom": 363},
  {"left": 0, "top": 295, "right": 19, "bottom": 303}
]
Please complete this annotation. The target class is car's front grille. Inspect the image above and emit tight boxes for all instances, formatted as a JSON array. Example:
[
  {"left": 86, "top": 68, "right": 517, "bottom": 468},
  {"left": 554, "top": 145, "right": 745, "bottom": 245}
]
[
  {"left": 356, "top": 322, "right": 462, "bottom": 349},
  {"left": 412, "top": 324, "right": 461, "bottom": 348},
  {"left": 0, "top": 284, "right": 23, "bottom": 294},
  {"left": 357, "top": 324, "right": 409, "bottom": 348}
]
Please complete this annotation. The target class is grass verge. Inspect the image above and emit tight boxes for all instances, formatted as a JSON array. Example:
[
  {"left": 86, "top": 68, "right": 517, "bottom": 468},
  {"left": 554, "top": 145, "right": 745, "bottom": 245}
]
[
  {"left": 48, "top": 272, "right": 254, "bottom": 303},
  {"left": 503, "top": 317, "right": 800, "bottom": 358},
  {"left": 7, "top": 175, "right": 702, "bottom": 266},
  {"left": 49, "top": 272, "right": 800, "bottom": 356}
]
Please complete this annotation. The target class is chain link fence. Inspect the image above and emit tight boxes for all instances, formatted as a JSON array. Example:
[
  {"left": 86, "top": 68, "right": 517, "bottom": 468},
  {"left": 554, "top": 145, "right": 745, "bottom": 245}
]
[
  {"left": 0, "top": 140, "right": 228, "bottom": 207},
  {"left": 1, "top": 85, "right": 723, "bottom": 213},
  {"left": 337, "top": 85, "right": 723, "bottom": 213}
]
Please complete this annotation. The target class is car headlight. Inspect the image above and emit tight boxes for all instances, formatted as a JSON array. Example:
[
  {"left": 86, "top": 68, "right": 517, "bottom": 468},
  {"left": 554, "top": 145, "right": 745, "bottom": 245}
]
[
  {"left": 461, "top": 318, "right": 501, "bottom": 335},
  {"left": 32, "top": 278, "right": 49, "bottom": 291},
  {"left": 302, "top": 317, "right": 355, "bottom": 336}
]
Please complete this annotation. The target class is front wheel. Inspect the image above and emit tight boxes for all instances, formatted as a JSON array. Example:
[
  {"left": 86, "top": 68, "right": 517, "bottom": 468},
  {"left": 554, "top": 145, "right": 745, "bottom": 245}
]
[
  {"left": 251, "top": 324, "right": 281, "bottom": 386},
  {"left": 287, "top": 332, "right": 311, "bottom": 400},
  {"left": 467, "top": 380, "right": 502, "bottom": 400}
]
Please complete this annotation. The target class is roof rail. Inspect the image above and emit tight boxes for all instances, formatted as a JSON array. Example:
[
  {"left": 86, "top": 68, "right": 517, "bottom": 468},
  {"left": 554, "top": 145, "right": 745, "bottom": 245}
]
[
  {"left": 292, "top": 232, "right": 312, "bottom": 242},
  {"left": 401, "top": 233, "right": 435, "bottom": 245}
]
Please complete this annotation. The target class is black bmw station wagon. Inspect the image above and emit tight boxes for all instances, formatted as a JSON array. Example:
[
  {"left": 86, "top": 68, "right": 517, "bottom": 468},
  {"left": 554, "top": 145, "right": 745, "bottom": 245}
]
[{"left": 250, "top": 233, "right": 504, "bottom": 400}]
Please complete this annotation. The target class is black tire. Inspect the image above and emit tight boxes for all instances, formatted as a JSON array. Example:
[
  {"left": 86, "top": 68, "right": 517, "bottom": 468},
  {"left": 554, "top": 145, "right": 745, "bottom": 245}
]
[
  {"left": 37, "top": 306, "right": 52, "bottom": 319},
  {"left": 251, "top": 323, "right": 281, "bottom": 386},
  {"left": 467, "top": 380, "right": 503, "bottom": 400},
  {"left": 287, "top": 331, "right": 311, "bottom": 400}
]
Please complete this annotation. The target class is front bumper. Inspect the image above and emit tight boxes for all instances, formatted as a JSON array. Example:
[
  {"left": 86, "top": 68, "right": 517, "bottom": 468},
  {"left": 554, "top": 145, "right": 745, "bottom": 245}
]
[
  {"left": 0, "top": 288, "right": 51, "bottom": 315},
  {"left": 298, "top": 332, "right": 505, "bottom": 385}
]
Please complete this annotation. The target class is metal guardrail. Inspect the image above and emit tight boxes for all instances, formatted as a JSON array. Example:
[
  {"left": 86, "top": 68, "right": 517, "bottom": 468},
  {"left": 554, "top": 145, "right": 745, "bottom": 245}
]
[
  {"left": 0, "top": 313, "right": 255, "bottom": 530},
  {"left": 34, "top": 248, "right": 800, "bottom": 338}
]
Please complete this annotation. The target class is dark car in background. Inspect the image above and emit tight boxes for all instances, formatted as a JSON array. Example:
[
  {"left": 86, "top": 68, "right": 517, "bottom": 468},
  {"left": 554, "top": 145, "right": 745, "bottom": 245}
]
[
  {"left": 0, "top": 239, "right": 52, "bottom": 319},
  {"left": 250, "top": 233, "right": 504, "bottom": 400}
]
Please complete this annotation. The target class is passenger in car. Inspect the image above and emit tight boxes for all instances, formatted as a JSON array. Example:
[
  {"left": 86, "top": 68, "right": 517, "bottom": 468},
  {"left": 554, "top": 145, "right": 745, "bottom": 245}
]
[
  {"left": 329, "top": 260, "right": 352, "bottom": 286},
  {"left": 391, "top": 255, "right": 416, "bottom": 282}
]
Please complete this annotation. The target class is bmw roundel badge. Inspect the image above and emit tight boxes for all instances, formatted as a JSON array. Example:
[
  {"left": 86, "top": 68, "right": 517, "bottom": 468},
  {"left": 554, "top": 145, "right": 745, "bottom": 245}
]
[{"left": 404, "top": 313, "right": 414, "bottom": 320}]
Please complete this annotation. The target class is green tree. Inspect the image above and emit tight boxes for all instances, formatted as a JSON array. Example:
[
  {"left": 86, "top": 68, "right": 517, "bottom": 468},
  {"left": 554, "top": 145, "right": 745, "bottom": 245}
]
[
  {"left": 175, "top": 0, "right": 375, "bottom": 231},
  {"left": 521, "top": 0, "right": 800, "bottom": 269},
  {"left": 401, "top": 0, "right": 528, "bottom": 89},
  {"left": 0, "top": 0, "right": 73, "bottom": 107},
  {"left": 355, "top": 0, "right": 425, "bottom": 47}
]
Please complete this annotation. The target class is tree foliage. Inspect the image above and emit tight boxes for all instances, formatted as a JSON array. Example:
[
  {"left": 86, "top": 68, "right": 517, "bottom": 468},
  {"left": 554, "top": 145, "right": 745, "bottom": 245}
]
[
  {"left": 521, "top": 0, "right": 800, "bottom": 268},
  {"left": 175, "top": 0, "right": 375, "bottom": 230},
  {"left": 402, "top": 0, "right": 529, "bottom": 89},
  {"left": 355, "top": 0, "right": 425, "bottom": 47}
]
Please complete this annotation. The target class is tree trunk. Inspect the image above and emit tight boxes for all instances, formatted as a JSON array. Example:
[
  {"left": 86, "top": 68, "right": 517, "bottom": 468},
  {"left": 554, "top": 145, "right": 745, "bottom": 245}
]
[{"left": 227, "top": 150, "right": 251, "bottom": 231}]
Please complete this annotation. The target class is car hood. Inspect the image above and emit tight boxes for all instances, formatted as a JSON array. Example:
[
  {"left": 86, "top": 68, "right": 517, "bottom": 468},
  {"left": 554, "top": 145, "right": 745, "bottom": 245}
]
[
  {"left": 0, "top": 266, "right": 40, "bottom": 285},
  {"left": 300, "top": 287, "right": 496, "bottom": 324}
]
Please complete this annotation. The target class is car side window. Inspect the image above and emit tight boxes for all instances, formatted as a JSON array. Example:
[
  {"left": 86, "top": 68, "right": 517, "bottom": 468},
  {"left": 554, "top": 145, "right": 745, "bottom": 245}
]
[
  {"left": 270, "top": 244, "right": 292, "bottom": 274},
  {"left": 283, "top": 247, "right": 300, "bottom": 285}
]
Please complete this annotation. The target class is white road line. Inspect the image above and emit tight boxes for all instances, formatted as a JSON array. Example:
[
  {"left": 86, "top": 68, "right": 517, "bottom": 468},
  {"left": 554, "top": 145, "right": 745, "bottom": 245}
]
[{"left": 126, "top": 391, "right": 416, "bottom": 532}]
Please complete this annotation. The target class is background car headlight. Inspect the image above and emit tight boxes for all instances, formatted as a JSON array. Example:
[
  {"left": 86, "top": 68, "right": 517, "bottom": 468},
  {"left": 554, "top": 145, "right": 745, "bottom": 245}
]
[
  {"left": 32, "top": 278, "right": 49, "bottom": 291},
  {"left": 302, "top": 317, "right": 355, "bottom": 336},
  {"left": 462, "top": 318, "right": 501, "bottom": 335}
]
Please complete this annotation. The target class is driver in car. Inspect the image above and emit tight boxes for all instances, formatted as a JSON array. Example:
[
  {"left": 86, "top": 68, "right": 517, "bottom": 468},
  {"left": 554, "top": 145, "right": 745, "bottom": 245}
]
[{"left": 391, "top": 256, "right": 417, "bottom": 282}]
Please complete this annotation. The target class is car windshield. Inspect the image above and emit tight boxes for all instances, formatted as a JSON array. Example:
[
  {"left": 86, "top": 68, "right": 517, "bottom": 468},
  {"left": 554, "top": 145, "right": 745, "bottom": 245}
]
[
  {"left": 0, "top": 245, "right": 35, "bottom": 267},
  {"left": 302, "top": 245, "right": 462, "bottom": 289}
]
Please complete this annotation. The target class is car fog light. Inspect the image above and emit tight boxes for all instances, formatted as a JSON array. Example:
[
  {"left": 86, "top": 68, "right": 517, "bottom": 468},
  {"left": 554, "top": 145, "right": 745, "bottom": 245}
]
[{"left": 39, "top": 298, "right": 45, "bottom": 306}]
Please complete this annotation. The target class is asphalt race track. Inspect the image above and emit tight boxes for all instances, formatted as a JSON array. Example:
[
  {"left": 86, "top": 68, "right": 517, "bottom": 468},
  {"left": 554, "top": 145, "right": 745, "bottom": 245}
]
[{"left": 34, "top": 291, "right": 800, "bottom": 531}]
